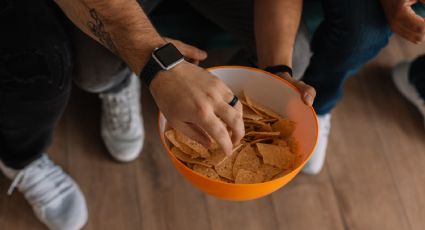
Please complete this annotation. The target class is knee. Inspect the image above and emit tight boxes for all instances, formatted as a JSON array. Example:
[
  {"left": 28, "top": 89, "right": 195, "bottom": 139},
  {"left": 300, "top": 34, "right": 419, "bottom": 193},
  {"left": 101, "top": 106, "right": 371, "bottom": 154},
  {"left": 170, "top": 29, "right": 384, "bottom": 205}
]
[
  {"left": 314, "top": 4, "right": 392, "bottom": 55},
  {"left": 0, "top": 46, "right": 72, "bottom": 101},
  {"left": 73, "top": 59, "right": 130, "bottom": 93},
  {"left": 342, "top": 22, "right": 392, "bottom": 52}
]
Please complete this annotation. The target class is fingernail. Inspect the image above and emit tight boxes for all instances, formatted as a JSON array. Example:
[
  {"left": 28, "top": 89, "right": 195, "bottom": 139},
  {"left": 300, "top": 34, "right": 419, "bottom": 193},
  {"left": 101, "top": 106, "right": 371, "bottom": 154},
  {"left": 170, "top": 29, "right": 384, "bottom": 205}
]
[
  {"left": 304, "top": 94, "right": 313, "bottom": 106},
  {"left": 201, "top": 51, "right": 208, "bottom": 59}
]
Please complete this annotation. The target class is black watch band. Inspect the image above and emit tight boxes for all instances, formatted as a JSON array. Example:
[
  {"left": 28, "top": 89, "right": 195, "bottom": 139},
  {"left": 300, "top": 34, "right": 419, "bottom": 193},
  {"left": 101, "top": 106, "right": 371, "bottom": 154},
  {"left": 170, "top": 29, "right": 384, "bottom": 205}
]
[
  {"left": 264, "top": 65, "right": 293, "bottom": 77},
  {"left": 140, "top": 57, "right": 162, "bottom": 87},
  {"left": 139, "top": 43, "right": 184, "bottom": 87}
]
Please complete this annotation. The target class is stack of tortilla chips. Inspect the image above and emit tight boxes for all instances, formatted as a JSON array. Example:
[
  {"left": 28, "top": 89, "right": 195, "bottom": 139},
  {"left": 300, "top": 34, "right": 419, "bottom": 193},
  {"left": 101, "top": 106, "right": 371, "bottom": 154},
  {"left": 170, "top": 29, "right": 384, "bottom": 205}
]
[{"left": 165, "top": 92, "right": 300, "bottom": 184}]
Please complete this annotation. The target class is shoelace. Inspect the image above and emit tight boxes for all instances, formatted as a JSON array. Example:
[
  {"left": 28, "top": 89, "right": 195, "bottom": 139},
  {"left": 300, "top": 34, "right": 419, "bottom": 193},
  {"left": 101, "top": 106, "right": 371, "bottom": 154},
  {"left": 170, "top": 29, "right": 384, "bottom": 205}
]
[
  {"left": 7, "top": 156, "right": 73, "bottom": 208},
  {"left": 100, "top": 84, "right": 139, "bottom": 133}
]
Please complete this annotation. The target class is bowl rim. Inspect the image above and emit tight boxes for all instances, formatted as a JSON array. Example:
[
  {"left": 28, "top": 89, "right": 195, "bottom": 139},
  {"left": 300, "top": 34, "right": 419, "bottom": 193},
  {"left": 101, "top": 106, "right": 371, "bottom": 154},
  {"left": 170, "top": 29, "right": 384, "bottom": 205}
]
[{"left": 157, "top": 65, "right": 319, "bottom": 187}]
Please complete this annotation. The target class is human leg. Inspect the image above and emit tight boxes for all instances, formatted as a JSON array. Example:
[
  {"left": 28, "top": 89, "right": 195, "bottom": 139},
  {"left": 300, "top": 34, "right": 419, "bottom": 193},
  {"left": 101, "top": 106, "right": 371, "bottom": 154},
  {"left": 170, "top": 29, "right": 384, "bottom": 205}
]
[
  {"left": 0, "top": 0, "right": 87, "bottom": 228},
  {"left": 302, "top": 0, "right": 392, "bottom": 174},
  {"left": 71, "top": 23, "right": 144, "bottom": 162}
]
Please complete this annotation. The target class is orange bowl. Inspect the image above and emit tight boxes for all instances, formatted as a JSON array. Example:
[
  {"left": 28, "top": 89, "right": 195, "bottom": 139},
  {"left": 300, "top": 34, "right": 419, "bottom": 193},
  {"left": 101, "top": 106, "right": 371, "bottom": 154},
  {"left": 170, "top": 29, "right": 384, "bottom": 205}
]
[{"left": 158, "top": 66, "right": 318, "bottom": 201}]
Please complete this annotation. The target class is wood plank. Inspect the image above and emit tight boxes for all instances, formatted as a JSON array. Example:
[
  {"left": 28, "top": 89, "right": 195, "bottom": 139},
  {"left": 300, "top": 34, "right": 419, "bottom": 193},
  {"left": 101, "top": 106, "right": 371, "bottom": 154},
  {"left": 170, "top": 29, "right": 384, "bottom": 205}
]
[
  {"left": 271, "top": 169, "right": 345, "bottom": 230},
  {"left": 326, "top": 73, "right": 411, "bottom": 230},
  {"left": 361, "top": 64, "right": 425, "bottom": 230},
  {"left": 204, "top": 196, "right": 279, "bottom": 230}
]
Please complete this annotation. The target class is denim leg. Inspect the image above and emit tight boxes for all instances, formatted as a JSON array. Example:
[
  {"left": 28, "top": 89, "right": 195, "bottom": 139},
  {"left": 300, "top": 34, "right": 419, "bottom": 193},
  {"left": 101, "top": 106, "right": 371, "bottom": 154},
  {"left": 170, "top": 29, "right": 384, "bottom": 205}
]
[
  {"left": 302, "top": 0, "right": 392, "bottom": 115},
  {"left": 409, "top": 54, "right": 425, "bottom": 100},
  {"left": 0, "top": 0, "right": 73, "bottom": 169}
]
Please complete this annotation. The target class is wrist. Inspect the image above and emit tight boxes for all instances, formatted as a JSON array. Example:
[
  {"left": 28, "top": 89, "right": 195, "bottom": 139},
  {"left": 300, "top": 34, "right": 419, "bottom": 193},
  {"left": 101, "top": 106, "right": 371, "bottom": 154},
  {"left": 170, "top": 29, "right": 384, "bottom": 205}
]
[
  {"left": 140, "top": 42, "right": 185, "bottom": 88},
  {"left": 257, "top": 53, "right": 293, "bottom": 69},
  {"left": 264, "top": 65, "right": 293, "bottom": 77}
]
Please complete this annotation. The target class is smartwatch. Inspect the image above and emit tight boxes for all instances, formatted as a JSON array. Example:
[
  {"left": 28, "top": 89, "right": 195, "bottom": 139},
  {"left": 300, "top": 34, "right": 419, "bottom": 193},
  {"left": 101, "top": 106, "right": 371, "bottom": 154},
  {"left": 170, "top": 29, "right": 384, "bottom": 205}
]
[{"left": 140, "top": 43, "right": 184, "bottom": 87}]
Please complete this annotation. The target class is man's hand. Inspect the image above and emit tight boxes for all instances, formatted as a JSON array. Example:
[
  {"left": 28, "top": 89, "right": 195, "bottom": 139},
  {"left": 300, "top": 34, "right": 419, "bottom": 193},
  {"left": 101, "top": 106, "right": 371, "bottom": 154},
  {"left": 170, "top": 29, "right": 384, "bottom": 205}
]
[
  {"left": 276, "top": 72, "right": 316, "bottom": 106},
  {"left": 381, "top": 0, "right": 425, "bottom": 43},
  {"left": 150, "top": 61, "right": 244, "bottom": 156},
  {"left": 164, "top": 37, "right": 208, "bottom": 65}
]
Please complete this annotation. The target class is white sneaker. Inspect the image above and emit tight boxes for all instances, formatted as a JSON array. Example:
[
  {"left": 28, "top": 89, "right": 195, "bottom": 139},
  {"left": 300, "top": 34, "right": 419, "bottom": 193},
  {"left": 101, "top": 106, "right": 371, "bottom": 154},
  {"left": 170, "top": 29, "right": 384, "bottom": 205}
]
[
  {"left": 392, "top": 62, "right": 425, "bottom": 128},
  {"left": 0, "top": 155, "right": 87, "bottom": 230},
  {"left": 100, "top": 74, "right": 145, "bottom": 162},
  {"left": 302, "top": 113, "right": 331, "bottom": 175}
]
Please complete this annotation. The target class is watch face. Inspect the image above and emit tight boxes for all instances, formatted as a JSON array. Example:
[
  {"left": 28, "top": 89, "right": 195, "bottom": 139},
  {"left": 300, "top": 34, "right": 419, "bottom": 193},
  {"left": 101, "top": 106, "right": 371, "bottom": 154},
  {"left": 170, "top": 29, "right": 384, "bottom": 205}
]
[{"left": 153, "top": 43, "right": 184, "bottom": 68}]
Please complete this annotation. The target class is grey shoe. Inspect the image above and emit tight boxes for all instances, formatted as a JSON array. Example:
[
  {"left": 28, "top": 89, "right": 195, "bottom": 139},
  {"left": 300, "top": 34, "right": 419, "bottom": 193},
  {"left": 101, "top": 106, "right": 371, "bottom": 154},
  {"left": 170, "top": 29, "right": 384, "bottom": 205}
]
[
  {"left": 0, "top": 155, "right": 88, "bottom": 230},
  {"left": 99, "top": 74, "right": 145, "bottom": 162}
]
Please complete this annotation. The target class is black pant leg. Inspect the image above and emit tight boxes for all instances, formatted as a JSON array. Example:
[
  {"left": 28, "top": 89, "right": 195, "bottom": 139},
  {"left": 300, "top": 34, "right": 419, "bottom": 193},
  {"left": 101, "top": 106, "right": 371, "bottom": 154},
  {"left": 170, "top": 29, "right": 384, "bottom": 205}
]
[{"left": 0, "top": 0, "right": 73, "bottom": 169}]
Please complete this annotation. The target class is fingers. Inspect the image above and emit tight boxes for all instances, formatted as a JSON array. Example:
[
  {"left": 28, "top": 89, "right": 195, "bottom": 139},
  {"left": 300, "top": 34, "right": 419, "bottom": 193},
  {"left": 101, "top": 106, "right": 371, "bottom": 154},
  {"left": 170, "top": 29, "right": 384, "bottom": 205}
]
[
  {"left": 171, "top": 121, "right": 212, "bottom": 147},
  {"left": 164, "top": 37, "right": 208, "bottom": 62},
  {"left": 215, "top": 101, "right": 245, "bottom": 145},
  {"left": 295, "top": 81, "right": 316, "bottom": 106},
  {"left": 395, "top": 21, "right": 425, "bottom": 43},
  {"left": 195, "top": 109, "right": 234, "bottom": 156},
  {"left": 278, "top": 72, "right": 316, "bottom": 106},
  {"left": 393, "top": 7, "right": 425, "bottom": 43}
]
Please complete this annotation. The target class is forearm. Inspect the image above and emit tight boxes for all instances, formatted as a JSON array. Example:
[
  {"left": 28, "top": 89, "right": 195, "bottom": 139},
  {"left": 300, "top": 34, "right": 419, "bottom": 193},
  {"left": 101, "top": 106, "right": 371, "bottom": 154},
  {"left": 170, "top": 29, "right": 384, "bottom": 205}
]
[
  {"left": 54, "top": 0, "right": 165, "bottom": 73},
  {"left": 254, "top": 0, "right": 303, "bottom": 68}
]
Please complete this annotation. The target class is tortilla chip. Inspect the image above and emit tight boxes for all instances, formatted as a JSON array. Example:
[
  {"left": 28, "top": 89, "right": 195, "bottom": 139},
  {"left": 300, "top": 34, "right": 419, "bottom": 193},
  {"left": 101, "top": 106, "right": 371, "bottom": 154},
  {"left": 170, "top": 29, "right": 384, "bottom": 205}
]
[
  {"left": 285, "top": 136, "right": 299, "bottom": 153},
  {"left": 244, "top": 120, "right": 272, "bottom": 132},
  {"left": 271, "top": 168, "right": 292, "bottom": 180},
  {"left": 249, "top": 138, "right": 273, "bottom": 145},
  {"left": 243, "top": 113, "right": 264, "bottom": 121},
  {"left": 245, "top": 131, "right": 281, "bottom": 139},
  {"left": 235, "top": 169, "right": 265, "bottom": 184},
  {"left": 249, "top": 101, "right": 283, "bottom": 120},
  {"left": 232, "top": 143, "right": 245, "bottom": 154},
  {"left": 273, "top": 139, "right": 289, "bottom": 148},
  {"left": 165, "top": 130, "right": 200, "bottom": 158},
  {"left": 219, "top": 176, "right": 234, "bottom": 183},
  {"left": 232, "top": 145, "right": 261, "bottom": 178},
  {"left": 204, "top": 148, "right": 226, "bottom": 166},
  {"left": 256, "top": 143, "right": 295, "bottom": 169},
  {"left": 175, "top": 130, "right": 210, "bottom": 158},
  {"left": 260, "top": 118, "right": 278, "bottom": 123},
  {"left": 215, "top": 153, "right": 237, "bottom": 180},
  {"left": 241, "top": 91, "right": 282, "bottom": 119},
  {"left": 260, "top": 164, "right": 282, "bottom": 181},
  {"left": 271, "top": 119, "right": 296, "bottom": 138},
  {"left": 193, "top": 165, "right": 220, "bottom": 180},
  {"left": 171, "top": 147, "right": 212, "bottom": 167},
  {"left": 241, "top": 92, "right": 263, "bottom": 115}
]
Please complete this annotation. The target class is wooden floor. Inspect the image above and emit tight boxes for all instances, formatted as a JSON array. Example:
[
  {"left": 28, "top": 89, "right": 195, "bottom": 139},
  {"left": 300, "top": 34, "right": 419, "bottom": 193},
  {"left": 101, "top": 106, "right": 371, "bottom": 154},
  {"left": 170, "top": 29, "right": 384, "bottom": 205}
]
[{"left": 0, "top": 36, "right": 424, "bottom": 230}]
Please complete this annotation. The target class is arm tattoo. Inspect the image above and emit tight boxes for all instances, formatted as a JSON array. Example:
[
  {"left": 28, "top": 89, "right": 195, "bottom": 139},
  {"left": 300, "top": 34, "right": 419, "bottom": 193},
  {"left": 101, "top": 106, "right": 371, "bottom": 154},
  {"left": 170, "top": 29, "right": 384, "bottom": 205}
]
[{"left": 87, "top": 9, "right": 118, "bottom": 54}]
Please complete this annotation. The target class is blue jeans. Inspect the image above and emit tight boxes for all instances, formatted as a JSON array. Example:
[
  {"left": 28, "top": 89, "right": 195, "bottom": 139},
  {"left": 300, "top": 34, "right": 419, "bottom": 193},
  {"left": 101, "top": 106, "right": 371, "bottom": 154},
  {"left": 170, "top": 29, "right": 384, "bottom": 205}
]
[{"left": 302, "top": 0, "right": 392, "bottom": 114}]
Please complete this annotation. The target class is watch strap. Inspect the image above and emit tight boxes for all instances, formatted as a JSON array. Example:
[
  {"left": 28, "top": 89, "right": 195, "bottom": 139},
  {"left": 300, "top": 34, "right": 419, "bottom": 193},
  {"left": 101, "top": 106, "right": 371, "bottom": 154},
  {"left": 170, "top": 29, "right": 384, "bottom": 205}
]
[
  {"left": 140, "top": 55, "right": 162, "bottom": 87},
  {"left": 264, "top": 65, "right": 293, "bottom": 77}
]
